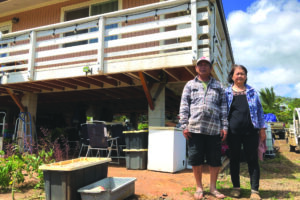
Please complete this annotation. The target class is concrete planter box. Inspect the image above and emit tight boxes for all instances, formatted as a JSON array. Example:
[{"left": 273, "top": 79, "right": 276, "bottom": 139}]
[
  {"left": 78, "top": 177, "right": 136, "bottom": 200},
  {"left": 39, "top": 157, "right": 111, "bottom": 200}
]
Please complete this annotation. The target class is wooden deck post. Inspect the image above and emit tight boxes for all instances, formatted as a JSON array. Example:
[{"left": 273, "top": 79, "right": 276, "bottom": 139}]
[
  {"left": 97, "top": 17, "right": 105, "bottom": 74},
  {"left": 138, "top": 72, "right": 154, "bottom": 110},
  {"left": 28, "top": 30, "right": 36, "bottom": 81},
  {"left": 191, "top": 0, "right": 198, "bottom": 62},
  {"left": 6, "top": 88, "right": 25, "bottom": 112}
]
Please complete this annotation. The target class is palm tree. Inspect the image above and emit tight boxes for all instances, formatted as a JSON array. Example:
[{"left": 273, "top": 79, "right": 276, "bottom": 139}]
[{"left": 259, "top": 87, "right": 276, "bottom": 111}]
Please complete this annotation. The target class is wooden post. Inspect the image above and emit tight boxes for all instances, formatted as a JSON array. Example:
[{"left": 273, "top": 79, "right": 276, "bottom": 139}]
[
  {"left": 0, "top": 112, "right": 6, "bottom": 151},
  {"left": 191, "top": 0, "right": 198, "bottom": 62},
  {"left": 97, "top": 17, "right": 105, "bottom": 74},
  {"left": 208, "top": 1, "right": 216, "bottom": 60},
  {"left": 222, "top": 40, "right": 227, "bottom": 84},
  {"left": 6, "top": 88, "right": 25, "bottom": 112},
  {"left": 139, "top": 72, "right": 154, "bottom": 110},
  {"left": 28, "top": 31, "right": 36, "bottom": 81}
]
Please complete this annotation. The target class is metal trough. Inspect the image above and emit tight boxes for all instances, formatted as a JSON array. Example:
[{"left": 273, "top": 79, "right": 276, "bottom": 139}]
[{"left": 78, "top": 177, "right": 136, "bottom": 200}]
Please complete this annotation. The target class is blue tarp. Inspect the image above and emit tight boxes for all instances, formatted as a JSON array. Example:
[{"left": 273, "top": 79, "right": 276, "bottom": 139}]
[{"left": 264, "top": 113, "right": 277, "bottom": 122}]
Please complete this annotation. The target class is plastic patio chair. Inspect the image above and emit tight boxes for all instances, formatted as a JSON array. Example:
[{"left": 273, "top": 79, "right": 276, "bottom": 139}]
[{"left": 82, "top": 122, "right": 120, "bottom": 162}]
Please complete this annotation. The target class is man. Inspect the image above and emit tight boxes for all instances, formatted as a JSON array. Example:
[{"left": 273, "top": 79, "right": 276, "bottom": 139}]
[{"left": 179, "top": 56, "right": 228, "bottom": 199}]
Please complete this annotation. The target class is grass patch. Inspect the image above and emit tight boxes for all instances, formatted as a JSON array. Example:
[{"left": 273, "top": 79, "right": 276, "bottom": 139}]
[
  {"left": 271, "top": 168, "right": 281, "bottom": 173},
  {"left": 265, "top": 154, "right": 287, "bottom": 164},
  {"left": 182, "top": 186, "right": 195, "bottom": 195},
  {"left": 287, "top": 192, "right": 295, "bottom": 199},
  {"left": 216, "top": 175, "right": 232, "bottom": 190}
]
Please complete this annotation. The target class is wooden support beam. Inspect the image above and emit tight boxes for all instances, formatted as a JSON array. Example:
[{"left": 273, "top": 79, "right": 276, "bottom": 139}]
[
  {"left": 6, "top": 88, "right": 25, "bottom": 112},
  {"left": 138, "top": 71, "right": 154, "bottom": 110}
]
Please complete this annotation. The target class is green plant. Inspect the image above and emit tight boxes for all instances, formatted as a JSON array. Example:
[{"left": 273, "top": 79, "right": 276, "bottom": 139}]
[
  {"left": 0, "top": 126, "right": 73, "bottom": 199},
  {"left": 113, "top": 115, "right": 127, "bottom": 122},
  {"left": 39, "top": 127, "right": 70, "bottom": 162},
  {"left": 0, "top": 147, "right": 26, "bottom": 200},
  {"left": 24, "top": 148, "right": 54, "bottom": 189},
  {"left": 1, "top": 127, "right": 60, "bottom": 191},
  {"left": 138, "top": 123, "right": 148, "bottom": 130}
]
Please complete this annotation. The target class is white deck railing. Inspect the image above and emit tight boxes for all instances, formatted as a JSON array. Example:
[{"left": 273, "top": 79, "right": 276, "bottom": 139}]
[{"left": 0, "top": 0, "right": 220, "bottom": 83}]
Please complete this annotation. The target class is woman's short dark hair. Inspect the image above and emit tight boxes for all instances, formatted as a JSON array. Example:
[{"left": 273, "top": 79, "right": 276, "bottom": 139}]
[{"left": 227, "top": 64, "right": 248, "bottom": 84}]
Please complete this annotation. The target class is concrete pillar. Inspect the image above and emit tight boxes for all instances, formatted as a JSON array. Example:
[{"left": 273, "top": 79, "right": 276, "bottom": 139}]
[
  {"left": 148, "top": 83, "right": 165, "bottom": 127},
  {"left": 20, "top": 92, "right": 38, "bottom": 152},
  {"left": 21, "top": 92, "right": 38, "bottom": 122}
]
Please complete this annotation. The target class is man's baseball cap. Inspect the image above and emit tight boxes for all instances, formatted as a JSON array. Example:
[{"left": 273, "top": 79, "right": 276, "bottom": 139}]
[{"left": 196, "top": 56, "right": 211, "bottom": 65}]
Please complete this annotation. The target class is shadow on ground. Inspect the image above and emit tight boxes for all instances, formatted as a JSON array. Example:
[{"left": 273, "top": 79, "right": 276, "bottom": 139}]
[{"left": 218, "top": 188, "right": 300, "bottom": 199}]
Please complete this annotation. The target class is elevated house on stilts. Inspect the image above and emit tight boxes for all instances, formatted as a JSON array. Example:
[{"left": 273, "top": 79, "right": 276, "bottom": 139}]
[{"left": 0, "top": 0, "right": 234, "bottom": 151}]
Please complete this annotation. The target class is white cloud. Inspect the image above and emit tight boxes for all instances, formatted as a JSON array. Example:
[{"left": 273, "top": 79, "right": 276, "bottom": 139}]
[
  {"left": 295, "top": 83, "right": 300, "bottom": 97},
  {"left": 227, "top": 0, "right": 300, "bottom": 97}
]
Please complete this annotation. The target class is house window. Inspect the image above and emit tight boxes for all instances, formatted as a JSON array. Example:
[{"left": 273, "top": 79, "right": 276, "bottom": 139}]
[
  {"left": 90, "top": 0, "right": 118, "bottom": 43},
  {"left": 63, "top": 7, "right": 89, "bottom": 47},
  {"left": 63, "top": 0, "right": 118, "bottom": 47},
  {"left": 0, "top": 27, "right": 9, "bottom": 59}
]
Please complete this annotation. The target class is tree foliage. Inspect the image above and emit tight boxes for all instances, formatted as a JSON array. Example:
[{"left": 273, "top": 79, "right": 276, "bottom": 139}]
[
  {"left": 288, "top": 98, "right": 300, "bottom": 111},
  {"left": 260, "top": 87, "right": 276, "bottom": 111},
  {"left": 259, "top": 87, "right": 300, "bottom": 125}
]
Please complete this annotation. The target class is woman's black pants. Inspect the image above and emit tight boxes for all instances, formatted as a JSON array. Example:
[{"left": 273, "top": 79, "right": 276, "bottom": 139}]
[{"left": 227, "top": 132, "right": 260, "bottom": 191}]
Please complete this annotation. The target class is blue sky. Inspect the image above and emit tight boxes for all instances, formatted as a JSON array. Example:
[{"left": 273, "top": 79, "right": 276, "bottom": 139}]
[
  {"left": 222, "top": 0, "right": 255, "bottom": 18},
  {"left": 221, "top": 0, "right": 300, "bottom": 98}
]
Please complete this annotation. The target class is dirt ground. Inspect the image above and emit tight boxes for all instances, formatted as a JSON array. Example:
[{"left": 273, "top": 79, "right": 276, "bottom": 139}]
[
  {"left": 108, "top": 139, "right": 300, "bottom": 200},
  {"left": 0, "top": 139, "right": 299, "bottom": 200}
]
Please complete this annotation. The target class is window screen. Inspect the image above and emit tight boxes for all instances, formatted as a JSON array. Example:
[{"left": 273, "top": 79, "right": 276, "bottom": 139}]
[
  {"left": 0, "top": 29, "right": 9, "bottom": 58},
  {"left": 90, "top": 0, "right": 118, "bottom": 43},
  {"left": 64, "top": 7, "right": 89, "bottom": 47}
]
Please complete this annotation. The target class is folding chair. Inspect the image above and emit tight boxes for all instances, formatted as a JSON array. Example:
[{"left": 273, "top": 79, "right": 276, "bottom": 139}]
[
  {"left": 83, "top": 122, "right": 120, "bottom": 162},
  {"left": 110, "top": 124, "right": 126, "bottom": 145},
  {"left": 109, "top": 124, "right": 127, "bottom": 163},
  {"left": 78, "top": 124, "right": 90, "bottom": 157},
  {"left": 82, "top": 123, "right": 108, "bottom": 157}
]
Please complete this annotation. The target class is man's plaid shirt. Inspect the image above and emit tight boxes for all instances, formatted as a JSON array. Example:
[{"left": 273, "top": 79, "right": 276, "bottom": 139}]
[{"left": 179, "top": 76, "right": 228, "bottom": 135}]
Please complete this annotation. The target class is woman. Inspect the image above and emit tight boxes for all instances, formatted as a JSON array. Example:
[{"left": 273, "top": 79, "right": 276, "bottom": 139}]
[{"left": 225, "top": 65, "right": 266, "bottom": 200}]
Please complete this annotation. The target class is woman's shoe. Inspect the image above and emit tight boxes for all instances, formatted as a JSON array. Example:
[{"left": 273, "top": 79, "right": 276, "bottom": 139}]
[{"left": 230, "top": 188, "right": 241, "bottom": 198}]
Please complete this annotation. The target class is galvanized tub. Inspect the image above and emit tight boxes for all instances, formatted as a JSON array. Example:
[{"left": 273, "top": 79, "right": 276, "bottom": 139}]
[{"left": 78, "top": 177, "right": 136, "bottom": 200}]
